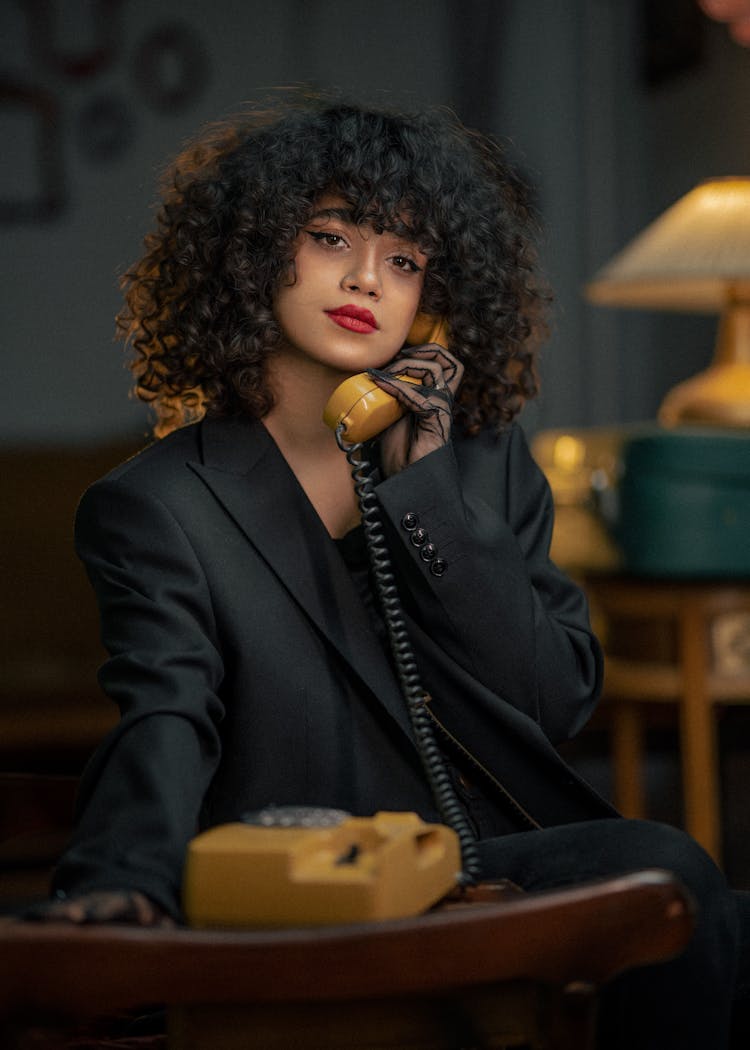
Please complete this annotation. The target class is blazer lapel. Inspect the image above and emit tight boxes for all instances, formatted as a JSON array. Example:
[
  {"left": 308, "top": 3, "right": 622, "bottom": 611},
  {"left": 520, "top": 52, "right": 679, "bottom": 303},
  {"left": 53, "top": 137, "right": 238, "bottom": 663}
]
[{"left": 188, "top": 415, "right": 415, "bottom": 744}]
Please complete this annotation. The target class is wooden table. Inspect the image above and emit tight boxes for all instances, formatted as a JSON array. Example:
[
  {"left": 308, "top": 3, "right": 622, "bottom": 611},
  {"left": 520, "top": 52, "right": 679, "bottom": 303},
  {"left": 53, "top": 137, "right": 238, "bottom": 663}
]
[
  {"left": 0, "top": 871, "right": 693, "bottom": 1050},
  {"left": 584, "top": 574, "right": 750, "bottom": 865}
]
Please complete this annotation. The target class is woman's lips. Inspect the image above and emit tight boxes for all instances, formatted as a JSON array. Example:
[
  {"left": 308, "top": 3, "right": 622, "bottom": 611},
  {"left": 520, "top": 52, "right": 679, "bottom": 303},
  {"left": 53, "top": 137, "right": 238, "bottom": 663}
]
[{"left": 325, "top": 306, "right": 378, "bottom": 334}]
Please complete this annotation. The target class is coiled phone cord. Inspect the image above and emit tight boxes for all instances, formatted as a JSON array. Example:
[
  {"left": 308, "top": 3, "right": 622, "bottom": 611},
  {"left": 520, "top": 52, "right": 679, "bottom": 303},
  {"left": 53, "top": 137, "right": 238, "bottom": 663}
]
[{"left": 336, "top": 426, "right": 483, "bottom": 887}]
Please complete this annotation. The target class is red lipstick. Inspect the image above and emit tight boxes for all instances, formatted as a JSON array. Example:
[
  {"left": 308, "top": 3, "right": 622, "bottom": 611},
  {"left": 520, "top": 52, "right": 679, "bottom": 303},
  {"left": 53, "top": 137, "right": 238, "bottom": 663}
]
[{"left": 325, "top": 304, "right": 378, "bottom": 334}]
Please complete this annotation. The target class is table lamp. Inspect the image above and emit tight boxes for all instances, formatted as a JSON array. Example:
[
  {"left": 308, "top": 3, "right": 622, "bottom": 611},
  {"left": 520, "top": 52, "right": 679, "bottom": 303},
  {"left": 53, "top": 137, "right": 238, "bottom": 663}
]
[{"left": 586, "top": 177, "right": 750, "bottom": 427}]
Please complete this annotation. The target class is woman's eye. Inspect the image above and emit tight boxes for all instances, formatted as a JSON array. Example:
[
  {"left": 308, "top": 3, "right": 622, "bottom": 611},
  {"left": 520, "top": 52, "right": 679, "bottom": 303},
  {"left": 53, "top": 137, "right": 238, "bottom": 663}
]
[
  {"left": 392, "top": 255, "right": 421, "bottom": 274},
  {"left": 308, "top": 231, "right": 346, "bottom": 248}
]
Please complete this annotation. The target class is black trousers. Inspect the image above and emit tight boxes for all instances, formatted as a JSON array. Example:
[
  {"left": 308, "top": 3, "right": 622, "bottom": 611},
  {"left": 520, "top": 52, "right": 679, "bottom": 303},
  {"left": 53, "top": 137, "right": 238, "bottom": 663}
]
[{"left": 477, "top": 820, "right": 742, "bottom": 1050}]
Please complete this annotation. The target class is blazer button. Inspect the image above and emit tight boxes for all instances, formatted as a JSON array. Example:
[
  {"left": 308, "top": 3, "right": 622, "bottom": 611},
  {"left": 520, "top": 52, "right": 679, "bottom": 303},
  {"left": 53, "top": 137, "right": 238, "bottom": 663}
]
[
  {"left": 401, "top": 512, "right": 419, "bottom": 531},
  {"left": 430, "top": 558, "right": 448, "bottom": 576},
  {"left": 410, "top": 527, "right": 429, "bottom": 547},
  {"left": 420, "top": 542, "right": 438, "bottom": 562}
]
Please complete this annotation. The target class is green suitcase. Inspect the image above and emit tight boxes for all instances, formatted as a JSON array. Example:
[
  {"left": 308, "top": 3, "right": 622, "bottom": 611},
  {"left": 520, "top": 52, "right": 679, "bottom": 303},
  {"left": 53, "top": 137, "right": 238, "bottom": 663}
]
[{"left": 617, "top": 428, "right": 750, "bottom": 577}]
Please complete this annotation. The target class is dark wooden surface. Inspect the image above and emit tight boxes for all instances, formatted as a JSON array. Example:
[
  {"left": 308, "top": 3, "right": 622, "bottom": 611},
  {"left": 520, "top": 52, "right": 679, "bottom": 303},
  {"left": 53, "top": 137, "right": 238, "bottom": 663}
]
[{"left": 0, "top": 870, "right": 693, "bottom": 1018}]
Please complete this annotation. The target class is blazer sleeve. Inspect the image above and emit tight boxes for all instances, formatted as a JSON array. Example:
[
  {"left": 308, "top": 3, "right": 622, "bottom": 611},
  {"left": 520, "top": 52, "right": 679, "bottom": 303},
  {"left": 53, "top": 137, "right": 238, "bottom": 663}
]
[
  {"left": 51, "top": 478, "right": 225, "bottom": 918},
  {"left": 374, "top": 424, "right": 602, "bottom": 745}
]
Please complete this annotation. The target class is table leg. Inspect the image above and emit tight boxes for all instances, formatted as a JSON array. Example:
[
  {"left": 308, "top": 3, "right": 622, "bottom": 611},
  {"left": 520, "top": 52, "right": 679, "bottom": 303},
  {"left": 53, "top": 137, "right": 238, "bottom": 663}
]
[
  {"left": 679, "top": 600, "right": 721, "bottom": 865},
  {"left": 611, "top": 701, "right": 646, "bottom": 819}
]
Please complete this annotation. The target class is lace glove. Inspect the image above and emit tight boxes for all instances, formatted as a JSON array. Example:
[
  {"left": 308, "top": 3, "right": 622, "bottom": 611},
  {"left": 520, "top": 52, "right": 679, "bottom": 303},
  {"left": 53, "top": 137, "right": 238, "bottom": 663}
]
[
  {"left": 369, "top": 343, "right": 463, "bottom": 477},
  {"left": 23, "top": 889, "right": 176, "bottom": 926}
]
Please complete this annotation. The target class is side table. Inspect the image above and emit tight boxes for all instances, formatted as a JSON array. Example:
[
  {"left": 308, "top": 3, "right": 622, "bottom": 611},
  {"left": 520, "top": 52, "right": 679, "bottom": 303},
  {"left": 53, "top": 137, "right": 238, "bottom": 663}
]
[{"left": 583, "top": 574, "right": 750, "bottom": 865}]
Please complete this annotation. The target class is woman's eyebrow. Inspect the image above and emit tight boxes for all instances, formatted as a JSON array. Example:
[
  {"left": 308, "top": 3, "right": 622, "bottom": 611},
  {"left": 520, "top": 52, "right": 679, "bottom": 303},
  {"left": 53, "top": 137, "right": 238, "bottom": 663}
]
[
  {"left": 308, "top": 207, "right": 355, "bottom": 223},
  {"left": 306, "top": 208, "right": 423, "bottom": 252}
]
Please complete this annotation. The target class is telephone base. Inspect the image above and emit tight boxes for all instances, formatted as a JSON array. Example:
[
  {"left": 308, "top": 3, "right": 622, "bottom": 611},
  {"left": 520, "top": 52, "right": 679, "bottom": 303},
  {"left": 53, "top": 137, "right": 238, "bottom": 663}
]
[{"left": 183, "top": 811, "right": 461, "bottom": 929}]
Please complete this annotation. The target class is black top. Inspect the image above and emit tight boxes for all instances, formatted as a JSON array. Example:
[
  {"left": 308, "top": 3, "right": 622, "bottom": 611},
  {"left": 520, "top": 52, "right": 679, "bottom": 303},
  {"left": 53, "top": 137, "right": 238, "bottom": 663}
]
[{"left": 334, "top": 525, "right": 389, "bottom": 648}]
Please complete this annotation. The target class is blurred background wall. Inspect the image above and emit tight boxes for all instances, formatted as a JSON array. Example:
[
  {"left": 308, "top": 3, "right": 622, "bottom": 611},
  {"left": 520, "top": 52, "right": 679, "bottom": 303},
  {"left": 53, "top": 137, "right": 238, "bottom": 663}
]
[{"left": 3, "top": 0, "right": 750, "bottom": 446}]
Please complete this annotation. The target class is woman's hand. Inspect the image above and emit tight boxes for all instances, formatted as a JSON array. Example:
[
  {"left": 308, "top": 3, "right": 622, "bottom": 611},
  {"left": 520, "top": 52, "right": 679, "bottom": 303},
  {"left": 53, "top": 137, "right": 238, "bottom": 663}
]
[
  {"left": 24, "top": 889, "right": 176, "bottom": 927},
  {"left": 368, "top": 343, "right": 463, "bottom": 477}
]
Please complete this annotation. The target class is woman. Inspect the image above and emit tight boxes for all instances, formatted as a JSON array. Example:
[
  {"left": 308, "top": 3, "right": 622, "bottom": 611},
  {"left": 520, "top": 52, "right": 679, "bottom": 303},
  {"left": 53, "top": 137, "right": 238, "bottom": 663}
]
[{"left": 43, "top": 98, "right": 741, "bottom": 1047}]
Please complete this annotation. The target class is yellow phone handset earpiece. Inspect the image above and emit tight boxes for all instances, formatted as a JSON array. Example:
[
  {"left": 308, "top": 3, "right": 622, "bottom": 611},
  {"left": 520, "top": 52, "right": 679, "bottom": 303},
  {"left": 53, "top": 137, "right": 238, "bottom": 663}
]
[
  {"left": 322, "top": 314, "right": 450, "bottom": 442},
  {"left": 405, "top": 313, "right": 450, "bottom": 350}
]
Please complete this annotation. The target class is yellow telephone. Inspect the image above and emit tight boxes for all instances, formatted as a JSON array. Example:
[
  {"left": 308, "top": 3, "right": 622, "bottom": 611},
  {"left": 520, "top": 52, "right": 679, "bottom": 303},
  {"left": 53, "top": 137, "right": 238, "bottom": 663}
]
[
  {"left": 183, "top": 807, "right": 460, "bottom": 929},
  {"left": 323, "top": 314, "right": 450, "bottom": 442}
]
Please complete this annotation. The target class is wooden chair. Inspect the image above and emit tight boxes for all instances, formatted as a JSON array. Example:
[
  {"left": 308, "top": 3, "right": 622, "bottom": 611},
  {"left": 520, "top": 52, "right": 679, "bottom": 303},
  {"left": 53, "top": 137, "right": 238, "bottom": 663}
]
[
  {"left": 584, "top": 573, "right": 750, "bottom": 865},
  {"left": 0, "top": 868, "right": 694, "bottom": 1050}
]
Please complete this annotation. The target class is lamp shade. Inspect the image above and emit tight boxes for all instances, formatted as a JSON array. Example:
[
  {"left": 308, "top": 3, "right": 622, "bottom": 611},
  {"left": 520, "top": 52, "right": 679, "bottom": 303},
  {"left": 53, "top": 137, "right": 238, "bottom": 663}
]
[{"left": 586, "top": 178, "right": 750, "bottom": 312}]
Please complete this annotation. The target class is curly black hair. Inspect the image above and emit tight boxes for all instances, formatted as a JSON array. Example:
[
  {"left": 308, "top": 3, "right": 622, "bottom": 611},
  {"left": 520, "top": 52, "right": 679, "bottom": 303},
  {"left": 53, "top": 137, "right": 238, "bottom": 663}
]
[{"left": 117, "top": 95, "right": 549, "bottom": 436}]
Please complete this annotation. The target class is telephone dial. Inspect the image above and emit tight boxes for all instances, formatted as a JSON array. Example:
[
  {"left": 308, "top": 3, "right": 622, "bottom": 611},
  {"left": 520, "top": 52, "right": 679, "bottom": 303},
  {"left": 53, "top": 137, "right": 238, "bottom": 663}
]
[{"left": 322, "top": 313, "right": 450, "bottom": 443}]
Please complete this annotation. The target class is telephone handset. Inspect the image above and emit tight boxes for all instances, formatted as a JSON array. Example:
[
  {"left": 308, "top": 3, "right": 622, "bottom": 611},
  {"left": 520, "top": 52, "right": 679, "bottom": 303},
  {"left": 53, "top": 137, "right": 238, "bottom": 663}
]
[{"left": 322, "top": 313, "right": 450, "bottom": 443}]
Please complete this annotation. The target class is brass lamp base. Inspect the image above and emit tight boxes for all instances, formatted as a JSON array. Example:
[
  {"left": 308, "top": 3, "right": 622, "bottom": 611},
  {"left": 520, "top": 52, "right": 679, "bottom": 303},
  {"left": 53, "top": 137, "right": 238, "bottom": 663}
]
[
  {"left": 658, "top": 300, "right": 750, "bottom": 428},
  {"left": 658, "top": 361, "right": 750, "bottom": 427}
]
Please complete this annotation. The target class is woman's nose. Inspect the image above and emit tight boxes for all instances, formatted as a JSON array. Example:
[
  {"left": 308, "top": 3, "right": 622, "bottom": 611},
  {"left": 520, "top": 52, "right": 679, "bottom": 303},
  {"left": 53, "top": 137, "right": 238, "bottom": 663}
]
[{"left": 341, "top": 257, "right": 382, "bottom": 299}]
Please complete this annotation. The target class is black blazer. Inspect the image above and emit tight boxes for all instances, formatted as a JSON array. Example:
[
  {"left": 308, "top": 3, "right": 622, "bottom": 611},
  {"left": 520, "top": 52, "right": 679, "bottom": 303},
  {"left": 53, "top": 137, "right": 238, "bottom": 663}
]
[{"left": 52, "top": 415, "right": 616, "bottom": 917}]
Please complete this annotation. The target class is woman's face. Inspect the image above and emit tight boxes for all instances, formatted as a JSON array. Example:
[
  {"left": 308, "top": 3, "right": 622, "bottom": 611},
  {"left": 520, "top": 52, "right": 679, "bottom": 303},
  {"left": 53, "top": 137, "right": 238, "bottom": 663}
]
[{"left": 273, "top": 194, "right": 427, "bottom": 376}]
